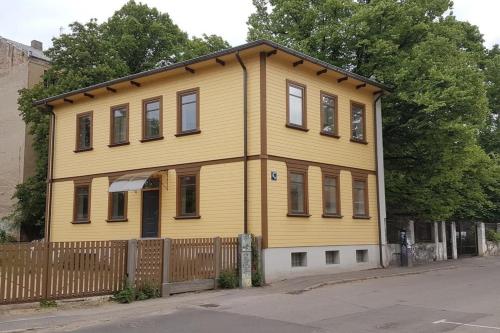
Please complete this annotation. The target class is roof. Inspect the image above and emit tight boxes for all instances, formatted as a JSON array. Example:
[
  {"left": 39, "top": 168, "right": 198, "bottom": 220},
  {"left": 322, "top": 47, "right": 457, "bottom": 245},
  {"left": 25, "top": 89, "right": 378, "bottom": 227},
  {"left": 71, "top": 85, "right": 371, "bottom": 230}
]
[
  {"left": 34, "top": 39, "right": 390, "bottom": 106},
  {"left": 0, "top": 36, "right": 50, "bottom": 62}
]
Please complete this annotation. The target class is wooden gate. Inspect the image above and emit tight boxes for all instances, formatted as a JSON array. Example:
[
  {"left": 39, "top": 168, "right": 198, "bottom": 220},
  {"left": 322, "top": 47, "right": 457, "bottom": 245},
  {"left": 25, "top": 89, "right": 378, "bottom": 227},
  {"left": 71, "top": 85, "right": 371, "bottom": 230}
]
[{"left": 135, "top": 239, "right": 163, "bottom": 288}]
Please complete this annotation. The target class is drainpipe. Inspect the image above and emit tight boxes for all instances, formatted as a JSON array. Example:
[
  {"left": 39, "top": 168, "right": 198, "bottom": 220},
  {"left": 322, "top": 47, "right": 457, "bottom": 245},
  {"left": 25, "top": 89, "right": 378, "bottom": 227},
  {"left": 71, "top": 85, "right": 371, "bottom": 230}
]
[
  {"left": 373, "top": 93, "right": 387, "bottom": 268},
  {"left": 236, "top": 52, "right": 248, "bottom": 234},
  {"left": 44, "top": 105, "right": 55, "bottom": 242}
]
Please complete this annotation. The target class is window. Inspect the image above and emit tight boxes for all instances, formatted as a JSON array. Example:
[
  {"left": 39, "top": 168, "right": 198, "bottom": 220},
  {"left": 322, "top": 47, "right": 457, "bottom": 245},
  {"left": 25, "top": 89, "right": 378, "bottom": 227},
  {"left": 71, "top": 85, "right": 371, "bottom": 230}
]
[
  {"left": 177, "top": 88, "right": 200, "bottom": 135},
  {"left": 108, "top": 178, "right": 127, "bottom": 222},
  {"left": 286, "top": 80, "right": 307, "bottom": 130},
  {"left": 351, "top": 101, "right": 366, "bottom": 143},
  {"left": 352, "top": 174, "right": 369, "bottom": 218},
  {"left": 75, "top": 112, "right": 92, "bottom": 152},
  {"left": 325, "top": 250, "right": 340, "bottom": 265},
  {"left": 291, "top": 252, "right": 307, "bottom": 267},
  {"left": 287, "top": 164, "right": 309, "bottom": 216},
  {"left": 110, "top": 104, "right": 129, "bottom": 146},
  {"left": 73, "top": 181, "right": 91, "bottom": 223},
  {"left": 322, "top": 170, "right": 341, "bottom": 217},
  {"left": 142, "top": 96, "right": 163, "bottom": 141},
  {"left": 356, "top": 249, "right": 368, "bottom": 263},
  {"left": 176, "top": 168, "right": 200, "bottom": 218},
  {"left": 320, "top": 92, "right": 338, "bottom": 137}
]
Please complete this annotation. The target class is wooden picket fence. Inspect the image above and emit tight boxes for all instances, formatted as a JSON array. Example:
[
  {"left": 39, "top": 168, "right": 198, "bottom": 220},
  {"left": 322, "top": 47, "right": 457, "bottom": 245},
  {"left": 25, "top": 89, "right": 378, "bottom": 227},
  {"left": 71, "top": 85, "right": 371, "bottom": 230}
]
[
  {"left": 0, "top": 241, "right": 127, "bottom": 304},
  {"left": 0, "top": 236, "right": 242, "bottom": 304},
  {"left": 169, "top": 237, "right": 238, "bottom": 283}
]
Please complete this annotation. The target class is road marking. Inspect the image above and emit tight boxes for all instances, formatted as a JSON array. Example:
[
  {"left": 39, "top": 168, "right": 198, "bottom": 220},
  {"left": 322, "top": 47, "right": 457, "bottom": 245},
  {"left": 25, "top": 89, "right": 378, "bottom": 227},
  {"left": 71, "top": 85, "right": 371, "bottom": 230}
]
[{"left": 433, "top": 319, "right": 500, "bottom": 330}]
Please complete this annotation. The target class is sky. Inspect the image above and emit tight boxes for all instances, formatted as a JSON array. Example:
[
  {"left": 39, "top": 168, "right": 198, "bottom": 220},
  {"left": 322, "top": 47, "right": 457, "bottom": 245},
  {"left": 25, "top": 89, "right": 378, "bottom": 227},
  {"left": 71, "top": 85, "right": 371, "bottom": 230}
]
[{"left": 0, "top": 0, "right": 499, "bottom": 50}]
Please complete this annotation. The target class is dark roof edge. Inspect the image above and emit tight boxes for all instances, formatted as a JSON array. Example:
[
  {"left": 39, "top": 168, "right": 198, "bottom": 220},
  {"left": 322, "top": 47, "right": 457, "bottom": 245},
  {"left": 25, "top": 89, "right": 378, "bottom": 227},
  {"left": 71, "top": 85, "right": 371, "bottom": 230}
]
[{"left": 33, "top": 40, "right": 390, "bottom": 106}]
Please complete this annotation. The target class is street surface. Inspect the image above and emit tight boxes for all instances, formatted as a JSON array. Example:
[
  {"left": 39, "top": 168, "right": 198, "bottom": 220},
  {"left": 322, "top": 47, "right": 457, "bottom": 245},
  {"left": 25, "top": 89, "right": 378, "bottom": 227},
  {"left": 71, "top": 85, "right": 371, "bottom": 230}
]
[{"left": 1, "top": 256, "right": 500, "bottom": 332}]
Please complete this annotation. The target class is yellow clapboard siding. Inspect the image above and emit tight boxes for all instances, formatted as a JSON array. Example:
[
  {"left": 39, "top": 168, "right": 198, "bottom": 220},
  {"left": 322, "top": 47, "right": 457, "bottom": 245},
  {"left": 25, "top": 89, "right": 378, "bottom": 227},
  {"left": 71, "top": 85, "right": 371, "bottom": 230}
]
[
  {"left": 266, "top": 160, "right": 379, "bottom": 248},
  {"left": 50, "top": 162, "right": 246, "bottom": 241},
  {"left": 266, "top": 58, "right": 376, "bottom": 171}
]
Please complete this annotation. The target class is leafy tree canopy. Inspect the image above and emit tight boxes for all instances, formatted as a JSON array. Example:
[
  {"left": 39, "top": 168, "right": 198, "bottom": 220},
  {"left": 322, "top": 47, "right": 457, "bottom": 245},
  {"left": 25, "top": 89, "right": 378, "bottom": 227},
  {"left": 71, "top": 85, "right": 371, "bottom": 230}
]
[
  {"left": 9, "top": 1, "right": 230, "bottom": 239},
  {"left": 248, "top": 0, "right": 499, "bottom": 224}
]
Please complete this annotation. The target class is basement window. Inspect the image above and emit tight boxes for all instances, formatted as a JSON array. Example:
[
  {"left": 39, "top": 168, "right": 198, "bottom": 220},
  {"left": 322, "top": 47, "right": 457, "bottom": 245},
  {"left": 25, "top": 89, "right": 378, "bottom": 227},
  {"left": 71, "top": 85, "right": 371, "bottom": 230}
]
[
  {"left": 356, "top": 249, "right": 368, "bottom": 263},
  {"left": 291, "top": 252, "right": 307, "bottom": 267},
  {"left": 325, "top": 250, "right": 340, "bottom": 265}
]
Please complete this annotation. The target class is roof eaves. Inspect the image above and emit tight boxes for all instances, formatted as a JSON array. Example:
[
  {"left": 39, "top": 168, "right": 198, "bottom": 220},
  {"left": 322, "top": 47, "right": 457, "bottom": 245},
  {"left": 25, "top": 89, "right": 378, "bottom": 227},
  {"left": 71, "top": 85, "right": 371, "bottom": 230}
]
[{"left": 33, "top": 39, "right": 390, "bottom": 106}]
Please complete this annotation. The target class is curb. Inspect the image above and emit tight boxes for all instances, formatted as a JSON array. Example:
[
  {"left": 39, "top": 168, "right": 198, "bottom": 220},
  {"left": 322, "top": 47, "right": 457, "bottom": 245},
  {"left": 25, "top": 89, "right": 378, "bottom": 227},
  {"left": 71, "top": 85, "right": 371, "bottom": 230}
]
[{"left": 288, "top": 265, "right": 458, "bottom": 294}]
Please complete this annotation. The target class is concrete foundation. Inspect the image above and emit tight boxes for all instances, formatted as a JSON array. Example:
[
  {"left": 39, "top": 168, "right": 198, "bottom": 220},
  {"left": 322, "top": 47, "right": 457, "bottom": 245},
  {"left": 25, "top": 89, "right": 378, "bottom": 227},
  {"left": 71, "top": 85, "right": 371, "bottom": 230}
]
[{"left": 262, "top": 245, "right": 379, "bottom": 282}]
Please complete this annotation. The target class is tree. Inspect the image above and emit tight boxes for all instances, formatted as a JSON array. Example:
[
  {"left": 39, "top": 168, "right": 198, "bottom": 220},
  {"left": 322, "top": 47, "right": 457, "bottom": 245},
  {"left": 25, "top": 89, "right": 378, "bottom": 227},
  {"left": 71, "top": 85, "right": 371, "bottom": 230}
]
[
  {"left": 247, "top": 0, "right": 498, "bottom": 224},
  {"left": 7, "top": 1, "right": 230, "bottom": 239}
]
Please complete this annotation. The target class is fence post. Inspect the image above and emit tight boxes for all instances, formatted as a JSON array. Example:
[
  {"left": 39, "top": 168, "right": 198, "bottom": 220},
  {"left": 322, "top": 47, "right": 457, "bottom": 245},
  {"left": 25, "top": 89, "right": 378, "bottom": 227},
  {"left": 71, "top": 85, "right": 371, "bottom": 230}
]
[
  {"left": 477, "top": 222, "right": 487, "bottom": 256},
  {"left": 451, "top": 222, "right": 458, "bottom": 259},
  {"left": 127, "top": 239, "right": 137, "bottom": 286},
  {"left": 238, "top": 234, "right": 252, "bottom": 288},
  {"left": 214, "top": 237, "right": 221, "bottom": 288},
  {"left": 162, "top": 238, "right": 171, "bottom": 297},
  {"left": 441, "top": 222, "right": 447, "bottom": 260}
]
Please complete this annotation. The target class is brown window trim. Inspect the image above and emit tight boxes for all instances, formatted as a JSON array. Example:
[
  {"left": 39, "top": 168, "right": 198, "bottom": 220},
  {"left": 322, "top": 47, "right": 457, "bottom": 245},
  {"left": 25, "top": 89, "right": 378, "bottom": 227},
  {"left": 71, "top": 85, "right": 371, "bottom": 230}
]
[
  {"left": 320, "top": 91, "right": 339, "bottom": 138},
  {"left": 107, "top": 177, "right": 128, "bottom": 222},
  {"left": 109, "top": 103, "right": 130, "bottom": 147},
  {"left": 74, "top": 111, "right": 93, "bottom": 153},
  {"left": 322, "top": 168, "right": 342, "bottom": 218},
  {"left": 175, "top": 166, "right": 201, "bottom": 219},
  {"left": 142, "top": 96, "right": 163, "bottom": 141},
  {"left": 176, "top": 88, "right": 201, "bottom": 136},
  {"left": 350, "top": 101, "right": 367, "bottom": 144},
  {"left": 352, "top": 173, "right": 370, "bottom": 219},
  {"left": 287, "top": 162, "right": 310, "bottom": 217},
  {"left": 286, "top": 80, "right": 308, "bottom": 131},
  {"left": 72, "top": 179, "right": 91, "bottom": 224}
]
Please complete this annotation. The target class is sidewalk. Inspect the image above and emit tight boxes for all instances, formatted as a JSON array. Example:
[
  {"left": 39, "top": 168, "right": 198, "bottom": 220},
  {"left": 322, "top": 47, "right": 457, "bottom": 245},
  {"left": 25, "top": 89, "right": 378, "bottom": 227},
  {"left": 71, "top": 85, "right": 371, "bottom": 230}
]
[{"left": 0, "top": 258, "right": 468, "bottom": 332}]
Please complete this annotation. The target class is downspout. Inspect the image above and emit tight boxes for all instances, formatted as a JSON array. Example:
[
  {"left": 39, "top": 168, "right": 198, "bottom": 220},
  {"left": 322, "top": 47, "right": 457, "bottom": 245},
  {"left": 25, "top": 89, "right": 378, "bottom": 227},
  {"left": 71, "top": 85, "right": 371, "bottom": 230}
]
[
  {"left": 45, "top": 105, "right": 55, "bottom": 242},
  {"left": 236, "top": 52, "right": 248, "bottom": 234},
  {"left": 373, "top": 93, "right": 386, "bottom": 268}
]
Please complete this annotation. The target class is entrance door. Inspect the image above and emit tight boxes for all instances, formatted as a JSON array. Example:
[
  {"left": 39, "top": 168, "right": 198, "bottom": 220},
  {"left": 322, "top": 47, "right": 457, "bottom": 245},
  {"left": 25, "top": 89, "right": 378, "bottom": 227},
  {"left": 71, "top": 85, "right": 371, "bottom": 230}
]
[
  {"left": 457, "top": 222, "right": 478, "bottom": 257},
  {"left": 142, "top": 189, "right": 160, "bottom": 238}
]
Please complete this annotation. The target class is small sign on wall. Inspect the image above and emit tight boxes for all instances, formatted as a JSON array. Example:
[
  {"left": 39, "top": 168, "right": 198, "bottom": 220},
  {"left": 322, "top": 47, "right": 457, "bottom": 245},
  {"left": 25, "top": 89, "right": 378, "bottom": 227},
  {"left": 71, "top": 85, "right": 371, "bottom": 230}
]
[{"left": 271, "top": 171, "right": 278, "bottom": 181}]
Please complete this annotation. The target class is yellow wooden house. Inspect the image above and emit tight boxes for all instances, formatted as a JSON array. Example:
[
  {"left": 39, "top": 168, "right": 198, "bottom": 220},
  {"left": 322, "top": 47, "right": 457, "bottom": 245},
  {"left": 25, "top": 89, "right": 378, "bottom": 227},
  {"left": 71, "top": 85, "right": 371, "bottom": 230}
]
[{"left": 35, "top": 40, "right": 390, "bottom": 281}]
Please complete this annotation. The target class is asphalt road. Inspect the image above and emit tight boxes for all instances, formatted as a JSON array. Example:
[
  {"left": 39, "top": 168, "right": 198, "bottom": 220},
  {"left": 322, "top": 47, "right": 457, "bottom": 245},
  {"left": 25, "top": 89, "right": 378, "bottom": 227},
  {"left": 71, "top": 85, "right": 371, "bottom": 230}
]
[{"left": 2, "top": 256, "right": 500, "bottom": 333}]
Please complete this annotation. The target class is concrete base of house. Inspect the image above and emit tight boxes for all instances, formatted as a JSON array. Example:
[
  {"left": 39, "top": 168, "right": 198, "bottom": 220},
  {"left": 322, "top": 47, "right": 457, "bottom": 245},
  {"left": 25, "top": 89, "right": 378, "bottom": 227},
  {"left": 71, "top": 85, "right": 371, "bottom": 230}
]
[{"left": 262, "top": 245, "right": 380, "bottom": 283}]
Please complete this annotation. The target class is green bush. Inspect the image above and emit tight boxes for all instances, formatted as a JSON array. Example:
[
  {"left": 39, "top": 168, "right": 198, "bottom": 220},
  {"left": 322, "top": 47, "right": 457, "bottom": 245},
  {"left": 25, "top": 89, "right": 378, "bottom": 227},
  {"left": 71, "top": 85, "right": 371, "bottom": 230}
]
[
  {"left": 112, "top": 280, "right": 160, "bottom": 304},
  {"left": 112, "top": 283, "right": 136, "bottom": 304},
  {"left": 218, "top": 270, "right": 238, "bottom": 289},
  {"left": 252, "top": 270, "right": 263, "bottom": 287},
  {"left": 486, "top": 229, "right": 500, "bottom": 242},
  {"left": 0, "top": 229, "right": 15, "bottom": 244},
  {"left": 40, "top": 300, "right": 57, "bottom": 308}
]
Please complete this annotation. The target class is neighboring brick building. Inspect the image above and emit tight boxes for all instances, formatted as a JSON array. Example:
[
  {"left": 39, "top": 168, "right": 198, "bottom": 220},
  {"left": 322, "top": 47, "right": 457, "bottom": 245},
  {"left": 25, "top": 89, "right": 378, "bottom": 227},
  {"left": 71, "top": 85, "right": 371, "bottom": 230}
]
[{"left": 0, "top": 37, "right": 50, "bottom": 239}]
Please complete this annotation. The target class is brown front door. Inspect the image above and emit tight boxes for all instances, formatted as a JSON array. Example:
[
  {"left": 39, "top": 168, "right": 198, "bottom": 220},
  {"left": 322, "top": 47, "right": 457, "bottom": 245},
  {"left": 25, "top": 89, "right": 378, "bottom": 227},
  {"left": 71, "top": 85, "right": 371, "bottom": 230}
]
[{"left": 141, "top": 178, "right": 160, "bottom": 238}]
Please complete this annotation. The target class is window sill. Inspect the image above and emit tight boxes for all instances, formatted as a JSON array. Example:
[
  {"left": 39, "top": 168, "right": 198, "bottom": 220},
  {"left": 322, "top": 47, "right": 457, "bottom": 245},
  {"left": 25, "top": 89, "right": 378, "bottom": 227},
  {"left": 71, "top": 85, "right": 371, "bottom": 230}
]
[
  {"left": 106, "top": 218, "right": 128, "bottom": 223},
  {"left": 287, "top": 213, "right": 311, "bottom": 218},
  {"left": 71, "top": 220, "right": 91, "bottom": 224},
  {"left": 285, "top": 124, "right": 309, "bottom": 132},
  {"left": 140, "top": 136, "right": 164, "bottom": 143},
  {"left": 108, "top": 142, "right": 130, "bottom": 148},
  {"left": 320, "top": 131, "right": 340, "bottom": 139},
  {"left": 353, "top": 215, "right": 371, "bottom": 220},
  {"left": 175, "top": 130, "right": 201, "bottom": 137},
  {"left": 174, "top": 215, "right": 201, "bottom": 220},
  {"left": 350, "top": 138, "right": 368, "bottom": 145},
  {"left": 74, "top": 148, "right": 93, "bottom": 153},
  {"left": 322, "top": 214, "right": 343, "bottom": 218}
]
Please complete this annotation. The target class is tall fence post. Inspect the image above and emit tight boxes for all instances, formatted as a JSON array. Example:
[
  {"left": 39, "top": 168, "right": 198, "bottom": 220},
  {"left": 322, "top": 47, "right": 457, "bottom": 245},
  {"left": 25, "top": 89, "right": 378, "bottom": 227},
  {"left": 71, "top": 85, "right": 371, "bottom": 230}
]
[
  {"left": 162, "top": 238, "right": 171, "bottom": 297},
  {"left": 477, "top": 222, "right": 487, "bottom": 256},
  {"left": 451, "top": 222, "right": 458, "bottom": 259},
  {"left": 127, "top": 239, "right": 137, "bottom": 286},
  {"left": 214, "top": 237, "right": 221, "bottom": 288},
  {"left": 441, "top": 222, "right": 447, "bottom": 260},
  {"left": 238, "top": 234, "right": 252, "bottom": 288}
]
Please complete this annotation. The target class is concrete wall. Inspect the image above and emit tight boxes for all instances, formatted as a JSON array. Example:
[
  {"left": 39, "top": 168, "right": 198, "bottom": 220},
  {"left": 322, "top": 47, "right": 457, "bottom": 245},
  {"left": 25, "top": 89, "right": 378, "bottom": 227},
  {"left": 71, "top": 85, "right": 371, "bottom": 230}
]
[{"left": 263, "top": 245, "right": 379, "bottom": 282}]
